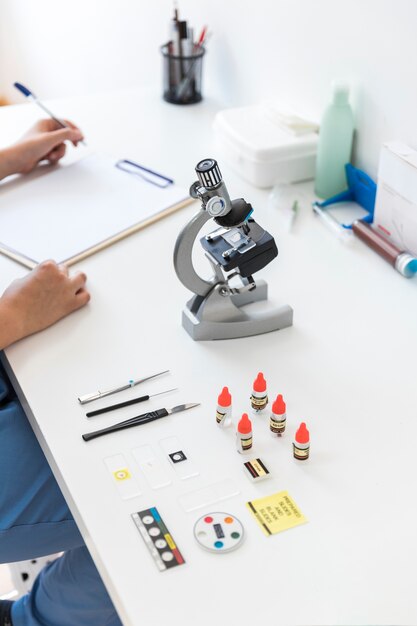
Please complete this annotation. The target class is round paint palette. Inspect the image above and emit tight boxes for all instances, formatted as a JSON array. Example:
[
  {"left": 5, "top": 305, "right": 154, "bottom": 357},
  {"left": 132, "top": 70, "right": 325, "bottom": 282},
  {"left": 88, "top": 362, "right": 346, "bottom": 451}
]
[{"left": 193, "top": 512, "right": 244, "bottom": 553}]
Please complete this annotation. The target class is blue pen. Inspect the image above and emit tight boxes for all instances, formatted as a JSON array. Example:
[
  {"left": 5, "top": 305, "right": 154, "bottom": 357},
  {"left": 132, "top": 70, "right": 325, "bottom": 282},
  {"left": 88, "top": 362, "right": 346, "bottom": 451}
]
[{"left": 14, "top": 82, "right": 86, "bottom": 146}]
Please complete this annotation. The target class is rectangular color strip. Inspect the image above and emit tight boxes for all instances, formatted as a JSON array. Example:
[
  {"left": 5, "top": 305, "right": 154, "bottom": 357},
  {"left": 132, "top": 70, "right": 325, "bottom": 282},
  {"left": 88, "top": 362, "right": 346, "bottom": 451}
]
[
  {"left": 150, "top": 507, "right": 161, "bottom": 522},
  {"left": 165, "top": 534, "right": 176, "bottom": 550},
  {"left": 172, "top": 548, "right": 184, "bottom": 565},
  {"left": 132, "top": 507, "right": 185, "bottom": 571}
]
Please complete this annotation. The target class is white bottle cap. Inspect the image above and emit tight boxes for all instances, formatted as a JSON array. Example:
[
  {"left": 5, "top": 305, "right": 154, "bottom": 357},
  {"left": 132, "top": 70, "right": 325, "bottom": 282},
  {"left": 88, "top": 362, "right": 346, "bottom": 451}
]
[{"left": 331, "top": 81, "right": 350, "bottom": 105}]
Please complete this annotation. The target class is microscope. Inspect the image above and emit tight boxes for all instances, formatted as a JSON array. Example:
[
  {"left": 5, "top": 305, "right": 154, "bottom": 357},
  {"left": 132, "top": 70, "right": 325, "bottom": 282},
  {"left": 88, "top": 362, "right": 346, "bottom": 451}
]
[{"left": 173, "top": 158, "right": 293, "bottom": 340}]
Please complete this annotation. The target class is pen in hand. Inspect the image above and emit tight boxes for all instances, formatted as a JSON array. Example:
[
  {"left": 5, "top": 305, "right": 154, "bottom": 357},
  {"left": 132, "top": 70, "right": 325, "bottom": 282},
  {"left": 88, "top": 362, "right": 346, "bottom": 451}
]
[{"left": 14, "top": 82, "right": 87, "bottom": 147}]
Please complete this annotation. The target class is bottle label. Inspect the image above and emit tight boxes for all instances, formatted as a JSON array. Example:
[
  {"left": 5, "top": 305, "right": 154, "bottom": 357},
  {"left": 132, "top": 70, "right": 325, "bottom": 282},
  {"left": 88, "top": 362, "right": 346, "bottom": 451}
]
[
  {"left": 241, "top": 435, "right": 253, "bottom": 451},
  {"left": 270, "top": 415, "right": 286, "bottom": 434},
  {"left": 216, "top": 409, "right": 226, "bottom": 425},
  {"left": 250, "top": 394, "right": 268, "bottom": 410},
  {"left": 293, "top": 443, "right": 309, "bottom": 460}
]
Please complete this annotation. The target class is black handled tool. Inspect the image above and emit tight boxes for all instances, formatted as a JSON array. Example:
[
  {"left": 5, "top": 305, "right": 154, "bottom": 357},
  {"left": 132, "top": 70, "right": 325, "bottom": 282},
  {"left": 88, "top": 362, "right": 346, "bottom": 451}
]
[
  {"left": 86, "top": 388, "right": 178, "bottom": 417},
  {"left": 82, "top": 403, "right": 200, "bottom": 442}
]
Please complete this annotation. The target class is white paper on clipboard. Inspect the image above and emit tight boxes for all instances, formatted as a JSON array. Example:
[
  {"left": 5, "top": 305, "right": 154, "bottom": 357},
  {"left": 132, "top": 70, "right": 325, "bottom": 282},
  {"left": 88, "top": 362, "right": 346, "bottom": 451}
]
[{"left": 0, "top": 154, "right": 190, "bottom": 267}]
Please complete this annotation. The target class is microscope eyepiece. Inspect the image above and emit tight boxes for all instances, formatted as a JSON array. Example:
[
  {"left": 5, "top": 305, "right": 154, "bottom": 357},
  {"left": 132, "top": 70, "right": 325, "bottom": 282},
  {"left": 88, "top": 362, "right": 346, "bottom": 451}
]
[{"left": 195, "top": 158, "right": 222, "bottom": 188}]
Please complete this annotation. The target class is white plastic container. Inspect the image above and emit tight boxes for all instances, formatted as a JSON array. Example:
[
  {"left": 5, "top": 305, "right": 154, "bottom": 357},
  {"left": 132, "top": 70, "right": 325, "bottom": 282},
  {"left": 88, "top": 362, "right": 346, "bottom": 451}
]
[{"left": 213, "top": 105, "right": 318, "bottom": 188}]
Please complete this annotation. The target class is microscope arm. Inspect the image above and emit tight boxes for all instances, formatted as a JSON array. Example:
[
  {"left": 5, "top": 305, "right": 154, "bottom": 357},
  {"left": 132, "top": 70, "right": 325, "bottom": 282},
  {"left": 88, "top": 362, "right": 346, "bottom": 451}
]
[{"left": 173, "top": 209, "right": 214, "bottom": 297}]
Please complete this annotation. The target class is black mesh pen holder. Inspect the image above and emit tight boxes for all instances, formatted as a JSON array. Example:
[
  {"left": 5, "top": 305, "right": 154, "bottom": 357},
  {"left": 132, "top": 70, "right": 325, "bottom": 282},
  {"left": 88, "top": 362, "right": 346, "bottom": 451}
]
[{"left": 161, "top": 44, "right": 205, "bottom": 105}]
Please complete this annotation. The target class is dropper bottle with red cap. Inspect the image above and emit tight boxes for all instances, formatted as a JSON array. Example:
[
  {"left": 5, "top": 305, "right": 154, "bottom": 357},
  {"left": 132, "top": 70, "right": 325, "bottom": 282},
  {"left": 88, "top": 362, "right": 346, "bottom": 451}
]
[
  {"left": 270, "top": 394, "right": 286, "bottom": 436},
  {"left": 250, "top": 372, "right": 268, "bottom": 413},
  {"left": 216, "top": 386, "right": 232, "bottom": 427},
  {"left": 293, "top": 422, "right": 310, "bottom": 460},
  {"left": 236, "top": 413, "right": 253, "bottom": 454}
]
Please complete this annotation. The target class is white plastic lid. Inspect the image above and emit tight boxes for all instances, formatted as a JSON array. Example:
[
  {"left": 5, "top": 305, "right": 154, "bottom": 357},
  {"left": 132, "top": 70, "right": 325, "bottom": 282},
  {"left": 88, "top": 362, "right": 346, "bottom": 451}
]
[
  {"left": 213, "top": 105, "right": 318, "bottom": 164},
  {"left": 331, "top": 81, "right": 350, "bottom": 105}
]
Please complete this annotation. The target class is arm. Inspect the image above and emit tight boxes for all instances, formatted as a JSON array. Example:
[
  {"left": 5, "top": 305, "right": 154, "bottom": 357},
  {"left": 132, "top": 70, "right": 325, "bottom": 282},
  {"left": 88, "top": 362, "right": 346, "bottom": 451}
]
[
  {"left": 0, "top": 261, "right": 90, "bottom": 350},
  {"left": 0, "top": 120, "right": 89, "bottom": 349},
  {"left": 0, "top": 118, "right": 84, "bottom": 180}
]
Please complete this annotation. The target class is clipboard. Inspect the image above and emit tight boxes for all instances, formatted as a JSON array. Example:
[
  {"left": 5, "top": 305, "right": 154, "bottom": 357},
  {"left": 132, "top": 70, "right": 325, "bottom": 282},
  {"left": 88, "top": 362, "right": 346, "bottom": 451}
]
[{"left": 0, "top": 154, "right": 194, "bottom": 269}]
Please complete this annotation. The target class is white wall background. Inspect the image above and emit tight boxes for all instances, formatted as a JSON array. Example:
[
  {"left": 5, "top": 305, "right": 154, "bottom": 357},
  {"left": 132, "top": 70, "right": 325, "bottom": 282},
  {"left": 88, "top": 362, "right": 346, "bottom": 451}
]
[{"left": 0, "top": 0, "right": 415, "bottom": 177}]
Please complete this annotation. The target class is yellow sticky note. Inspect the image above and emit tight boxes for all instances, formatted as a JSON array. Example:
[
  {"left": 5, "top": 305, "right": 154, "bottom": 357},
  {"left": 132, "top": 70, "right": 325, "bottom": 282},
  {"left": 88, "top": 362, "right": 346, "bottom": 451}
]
[{"left": 246, "top": 490, "right": 307, "bottom": 536}]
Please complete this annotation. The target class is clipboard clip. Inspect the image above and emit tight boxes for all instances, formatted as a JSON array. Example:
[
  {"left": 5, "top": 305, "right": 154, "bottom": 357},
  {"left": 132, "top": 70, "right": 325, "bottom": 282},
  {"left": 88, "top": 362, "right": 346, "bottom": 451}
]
[{"left": 115, "top": 159, "right": 174, "bottom": 189}]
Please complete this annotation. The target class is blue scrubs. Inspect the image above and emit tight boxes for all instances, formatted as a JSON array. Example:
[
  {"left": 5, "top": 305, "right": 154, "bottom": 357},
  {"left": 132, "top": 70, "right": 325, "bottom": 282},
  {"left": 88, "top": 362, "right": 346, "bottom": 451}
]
[{"left": 0, "top": 361, "right": 122, "bottom": 626}]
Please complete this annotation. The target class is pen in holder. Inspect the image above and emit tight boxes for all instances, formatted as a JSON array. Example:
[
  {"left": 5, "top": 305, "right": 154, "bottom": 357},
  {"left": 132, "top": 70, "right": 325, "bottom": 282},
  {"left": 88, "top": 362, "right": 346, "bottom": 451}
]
[{"left": 161, "top": 43, "right": 205, "bottom": 105}]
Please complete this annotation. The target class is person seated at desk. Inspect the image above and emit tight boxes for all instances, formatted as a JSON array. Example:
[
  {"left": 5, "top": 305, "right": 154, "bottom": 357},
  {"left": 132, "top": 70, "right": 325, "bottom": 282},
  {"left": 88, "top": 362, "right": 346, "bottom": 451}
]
[{"left": 0, "top": 121, "right": 122, "bottom": 626}]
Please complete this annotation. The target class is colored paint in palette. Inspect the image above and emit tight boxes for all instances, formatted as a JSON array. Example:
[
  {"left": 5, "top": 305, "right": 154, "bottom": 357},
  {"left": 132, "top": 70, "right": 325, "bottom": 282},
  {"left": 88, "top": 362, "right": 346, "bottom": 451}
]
[
  {"left": 193, "top": 512, "right": 244, "bottom": 553},
  {"left": 132, "top": 507, "right": 185, "bottom": 572}
]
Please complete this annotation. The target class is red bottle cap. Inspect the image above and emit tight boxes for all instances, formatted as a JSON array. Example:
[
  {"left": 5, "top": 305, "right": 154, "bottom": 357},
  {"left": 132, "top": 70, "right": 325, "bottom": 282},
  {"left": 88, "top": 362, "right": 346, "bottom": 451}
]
[
  {"left": 295, "top": 422, "right": 309, "bottom": 444},
  {"left": 238, "top": 413, "right": 252, "bottom": 434},
  {"left": 253, "top": 372, "right": 266, "bottom": 392},
  {"left": 218, "top": 386, "right": 232, "bottom": 407},
  {"left": 272, "top": 394, "right": 286, "bottom": 415}
]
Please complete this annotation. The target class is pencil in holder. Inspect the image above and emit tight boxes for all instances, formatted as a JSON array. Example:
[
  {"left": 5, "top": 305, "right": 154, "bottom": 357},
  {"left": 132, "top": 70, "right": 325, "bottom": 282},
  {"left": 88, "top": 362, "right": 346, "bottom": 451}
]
[{"left": 161, "top": 43, "right": 205, "bottom": 105}]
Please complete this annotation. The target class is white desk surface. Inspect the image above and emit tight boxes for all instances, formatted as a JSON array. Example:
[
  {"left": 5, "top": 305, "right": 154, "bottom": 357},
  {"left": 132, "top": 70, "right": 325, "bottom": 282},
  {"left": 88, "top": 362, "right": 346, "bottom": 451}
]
[{"left": 1, "top": 88, "right": 417, "bottom": 626}]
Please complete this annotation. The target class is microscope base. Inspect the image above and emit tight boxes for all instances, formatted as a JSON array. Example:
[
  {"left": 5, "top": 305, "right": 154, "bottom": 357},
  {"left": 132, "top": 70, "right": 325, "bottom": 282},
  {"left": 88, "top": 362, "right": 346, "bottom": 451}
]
[{"left": 182, "top": 280, "right": 293, "bottom": 341}]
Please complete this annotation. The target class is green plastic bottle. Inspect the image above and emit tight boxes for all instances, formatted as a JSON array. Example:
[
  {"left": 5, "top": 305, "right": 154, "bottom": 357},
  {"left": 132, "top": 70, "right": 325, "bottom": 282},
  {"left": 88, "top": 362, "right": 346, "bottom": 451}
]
[{"left": 314, "top": 82, "right": 354, "bottom": 199}]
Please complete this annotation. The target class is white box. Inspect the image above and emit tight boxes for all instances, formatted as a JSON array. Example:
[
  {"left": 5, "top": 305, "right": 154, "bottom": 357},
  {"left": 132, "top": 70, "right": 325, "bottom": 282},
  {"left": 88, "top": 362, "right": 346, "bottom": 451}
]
[
  {"left": 213, "top": 104, "right": 318, "bottom": 188},
  {"left": 373, "top": 142, "right": 417, "bottom": 256}
]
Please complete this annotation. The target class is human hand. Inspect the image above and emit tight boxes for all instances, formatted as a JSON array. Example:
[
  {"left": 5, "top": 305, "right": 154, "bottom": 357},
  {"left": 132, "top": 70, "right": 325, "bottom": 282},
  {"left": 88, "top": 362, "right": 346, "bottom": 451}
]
[
  {"left": 0, "top": 261, "right": 90, "bottom": 348},
  {"left": 6, "top": 119, "right": 84, "bottom": 175}
]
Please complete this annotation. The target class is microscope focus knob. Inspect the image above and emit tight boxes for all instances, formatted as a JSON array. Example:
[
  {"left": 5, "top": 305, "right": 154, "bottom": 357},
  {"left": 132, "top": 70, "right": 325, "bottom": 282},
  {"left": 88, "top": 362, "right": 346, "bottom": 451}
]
[
  {"left": 206, "top": 196, "right": 229, "bottom": 217},
  {"left": 195, "top": 158, "right": 222, "bottom": 189}
]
